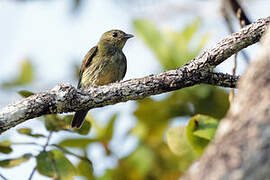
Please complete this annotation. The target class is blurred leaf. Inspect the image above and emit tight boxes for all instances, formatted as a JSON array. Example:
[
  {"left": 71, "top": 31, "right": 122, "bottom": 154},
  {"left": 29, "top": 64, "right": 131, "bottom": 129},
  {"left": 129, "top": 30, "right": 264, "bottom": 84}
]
[
  {"left": 37, "top": 150, "right": 76, "bottom": 179},
  {"left": 99, "top": 144, "right": 155, "bottom": 180},
  {"left": 2, "top": 59, "right": 34, "bottom": 87},
  {"left": 45, "top": 115, "right": 69, "bottom": 132},
  {"left": 59, "top": 138, "right": 98, "bottom": 148},
  {"left": 71, "top": 115, "right": 92, "bottom": 135},
  {"left": 77, "top": 159, "right": 94, "bottom": 180},
  {"left": 0, "top": 153, "right": 32, "bottom": 168},
  {"left": 134, "top": 18, "right": 209, "bottom": 70},
  {"left": 166, "top": 126, "right": 195, "bottom": 157},
  {"left": 191, "top": 86, "right": 229, "bottom": 119},
  {"left": 18, "top": 59, "right": 33, "bottom": 84},
  {"left": 51, "top": 149, "right": 76, "bottom": 179},
  {"left": 73, "top": 62, "right": 81, "bottom": 80},
  {"left": 17, "top": 127, "right": 45, "bottom": 138},
  {"left": 36, "top": 151, "right": 56, "bottom": 178},
  {"left": 133, "top": 19, "right": 168, "bottom": 67},
  {"left": 44, "top": 114, "right": 91, "bottom": 134},
  {"left": 0, "top": 140, "right": 12, "bottom": 154},
  {"left": 102, "top": 114, "right": 117, "bottom": 141},
  {"left": 134, "top": 85, "right": 228, "bottom": 123},
  {"left": 132, "top": 97, "right": 176, "bottom": 145},
  {"left": 126, "top": 144, "right": 155, "bottom": 175},
  {"left": 186, "top": 114, "right": 218, "bottom": 155},
  {"left": 18, "top": 90, "right": 35, "bottom": 98},
  {"left": 180, "top": 18, "right": 201, "bottom": 42},
  {"left": 75, "top": 120, "right": 91, "bottom": 135},
  {"left": 166, "top": 126, "right": 198, "bottom": 175},
  {"left": 192, "top": 115, "right": 218, "bottom": 140}
]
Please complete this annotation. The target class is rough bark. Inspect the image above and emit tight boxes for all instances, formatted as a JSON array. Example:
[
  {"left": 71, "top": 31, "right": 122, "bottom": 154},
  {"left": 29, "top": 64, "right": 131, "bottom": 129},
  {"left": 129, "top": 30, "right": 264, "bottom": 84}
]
[
  {"left": 0, "top": 16, "right": 269, "bottom": 133},
  {"left": 181, "top": 25, "right": 270, "bottom": 180}
]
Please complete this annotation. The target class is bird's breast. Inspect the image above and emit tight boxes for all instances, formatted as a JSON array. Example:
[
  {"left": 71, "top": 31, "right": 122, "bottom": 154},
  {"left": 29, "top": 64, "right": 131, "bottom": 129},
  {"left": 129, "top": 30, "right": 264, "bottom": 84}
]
[{"left": 81, "top": 51, "right": 127, "bottom": 87}]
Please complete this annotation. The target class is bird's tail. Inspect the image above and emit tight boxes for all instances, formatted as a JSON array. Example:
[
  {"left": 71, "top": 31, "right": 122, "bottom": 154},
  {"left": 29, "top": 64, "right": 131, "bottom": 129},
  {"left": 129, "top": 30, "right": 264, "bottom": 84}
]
[{"left": 71, "top": 110, "right": 88, "bottom": 128}]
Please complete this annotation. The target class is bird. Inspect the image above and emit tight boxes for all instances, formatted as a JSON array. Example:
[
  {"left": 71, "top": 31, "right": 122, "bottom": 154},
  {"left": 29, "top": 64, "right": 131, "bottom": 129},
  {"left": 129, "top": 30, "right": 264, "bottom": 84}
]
[{"left": 71, "top": 29, "right": 133, "bottom": 128}]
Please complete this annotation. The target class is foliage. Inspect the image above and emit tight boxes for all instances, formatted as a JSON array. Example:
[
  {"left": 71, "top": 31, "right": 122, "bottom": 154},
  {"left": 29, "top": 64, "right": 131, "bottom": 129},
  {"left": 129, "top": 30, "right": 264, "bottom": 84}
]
[
  {"left": 0, "top": 153, "right": 32, "bottom": 168},
  {"left": 0, "top": 114, "right": 94, "bottom": 179},
  {"left": 0, "top": 19, "right": 229, "bottom": 180},
  {"left": 134, "top": 18, "right": 210, "bottom": 69},
  {"left": 36, "top": 150, "right": 76, "bottom": 179}
]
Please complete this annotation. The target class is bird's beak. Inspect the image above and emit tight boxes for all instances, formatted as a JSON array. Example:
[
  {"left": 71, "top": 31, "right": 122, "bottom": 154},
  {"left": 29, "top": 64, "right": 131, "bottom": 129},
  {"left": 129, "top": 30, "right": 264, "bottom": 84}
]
[{"left": 124, "top": 33, "right": 134, "bottom": 39}]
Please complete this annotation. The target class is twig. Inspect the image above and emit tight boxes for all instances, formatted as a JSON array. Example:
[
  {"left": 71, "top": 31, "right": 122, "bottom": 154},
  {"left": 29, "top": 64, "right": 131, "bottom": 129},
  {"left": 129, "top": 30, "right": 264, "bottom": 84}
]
[
  {"left": 43, "top": 132, "right": 53, "bottom": 151},
  {"left": 0, "top": 173, "right": 8, "bottom": 180},
  {"left": 51, "top": 144, "right": 89, "bottom": 161},
  {"left": 228, "top": 0, "right": 246, "bottom": 100},
  {"left": 230, "top": 53, "right": 238, "bottom": 101},
  {"left": 228, "top": 0, "right": 251, "bottom": 26},
  {"left": 221, "top": 0, "right": 250, "bottom": 63},
  {"left": 27, "top": 132, "right": 53, "bottom": 180},
  {"left": 28, "top": 167, "right": 36, "bottom": 180}
]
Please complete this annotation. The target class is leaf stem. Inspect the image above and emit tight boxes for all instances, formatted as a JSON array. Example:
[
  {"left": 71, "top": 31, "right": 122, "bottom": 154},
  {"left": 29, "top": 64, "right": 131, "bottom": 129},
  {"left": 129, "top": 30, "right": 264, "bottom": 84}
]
[
  {"left": 0, "top": 173, "right": 8, "bottom": 180},
  {"left": 51, "top": 144, "right": 89, "bottom": 162},
  {"left": 43, "top": 132, "right": 53, "bottom": 151},
  {"left": 28, "top": 167, "right": 36, "bottom": 180}
]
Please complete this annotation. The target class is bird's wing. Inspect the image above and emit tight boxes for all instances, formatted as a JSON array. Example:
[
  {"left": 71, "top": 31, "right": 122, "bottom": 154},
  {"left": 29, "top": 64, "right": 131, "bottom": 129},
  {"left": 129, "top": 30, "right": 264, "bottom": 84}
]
[
  {"left": 121, "top": 53, "right": 127, "bottom": 80},
  {"left": 77, "top": 46, "right": 98, "bottom": 89}
]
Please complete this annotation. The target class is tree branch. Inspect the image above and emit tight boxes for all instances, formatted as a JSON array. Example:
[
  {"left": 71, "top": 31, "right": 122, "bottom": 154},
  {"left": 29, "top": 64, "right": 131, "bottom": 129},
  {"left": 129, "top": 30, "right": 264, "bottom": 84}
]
[
  {"left": 202, "top": 72, "right": 239, "bottom": 88},
  {"left": 181, "top": 25, "right": 270, "bottom": 180},
  {"left": 0, "top": 16, "right": 269, "bottom": 133}
]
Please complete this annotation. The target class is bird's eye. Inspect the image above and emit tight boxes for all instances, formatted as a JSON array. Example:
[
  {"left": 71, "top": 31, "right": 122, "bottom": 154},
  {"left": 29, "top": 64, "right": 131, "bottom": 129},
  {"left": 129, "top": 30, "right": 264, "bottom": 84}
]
[{"left": 112, "top": 32, "right": 118, "bottom": 37}]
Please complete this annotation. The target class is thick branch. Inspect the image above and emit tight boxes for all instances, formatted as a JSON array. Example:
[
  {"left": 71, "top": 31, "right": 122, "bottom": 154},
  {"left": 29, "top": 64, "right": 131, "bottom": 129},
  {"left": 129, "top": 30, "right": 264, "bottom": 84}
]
[
  {"left": 181, "top": 26, "right": 270, "bottom": 180},
  {"left": 0, "top": 16, "right": 269, "bottom": 133}
]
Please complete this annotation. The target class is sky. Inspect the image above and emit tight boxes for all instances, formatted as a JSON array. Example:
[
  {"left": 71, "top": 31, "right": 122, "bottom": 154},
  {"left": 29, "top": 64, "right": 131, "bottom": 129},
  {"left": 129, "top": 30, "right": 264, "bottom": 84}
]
[{"left": 0, "top": 0, "right": 269, "bottom": 179}]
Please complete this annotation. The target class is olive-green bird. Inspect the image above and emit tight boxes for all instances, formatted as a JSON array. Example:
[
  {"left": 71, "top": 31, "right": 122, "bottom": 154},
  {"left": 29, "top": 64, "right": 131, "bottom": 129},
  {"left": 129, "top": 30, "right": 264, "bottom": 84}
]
[{"left": 71, "top": 30, "right": 133, "bottom": 128}]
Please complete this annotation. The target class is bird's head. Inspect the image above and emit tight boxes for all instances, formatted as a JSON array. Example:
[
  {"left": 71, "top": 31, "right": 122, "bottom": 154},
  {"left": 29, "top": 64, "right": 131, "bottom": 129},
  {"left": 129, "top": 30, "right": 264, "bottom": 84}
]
[{"left": 98, "top": 29, "right": 133, "bottom": 50}]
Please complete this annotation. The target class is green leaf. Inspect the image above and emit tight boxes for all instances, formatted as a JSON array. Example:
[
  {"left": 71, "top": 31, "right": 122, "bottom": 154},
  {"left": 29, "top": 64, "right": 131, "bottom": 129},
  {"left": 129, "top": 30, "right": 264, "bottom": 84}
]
[
  {"left": 77, "top": 160, "right": 94, "bottom": 180},
  {"left": 180, "top": 18, "right": 201, "bottom": 42},
  {"left": 44, "top": 115, "right": 69, "bottom": 132},
  {"left": 71, "top": 115, "right": 92, "bottom": 135},
  {"left": 126, "top": 144, "right": 155, "bottom": 175},
  {"left": 19, "top": 59, "right": 34, "bottom": 84},
  {"left": 193, "top": 116, "right": 218, "bottom": 140},
  {"left": 36, "top": 150, "right": 76, "bottom": 179},
  {"left": 75, "top": 120, "right": 91, "bottom": 135},
  {"left": 36, "top": 151, "right": 56, "bottom": 178},
  {"left": 51, "top": 150, "right": 76, "bottom": 180},
  {"left": 166, "top": 126, "right": 196, "bottom": 157},
  {"left": 18, "top": 90, "right": 35, "bottom": 98},
  {"left": 17, "top": 127, "right": 45, "bottom": 138},
  {"left": 0, "top": 140, "right": 12, "bottom": 154},
  {"left": 0, "top": 153, "right": 32, "bottom": 168},
  {"left": 133, "top": 19, "right": 168, "bottom": 64},
  {"left": 2, "top": 59, "right": 34, "bottom": 87},
  {"left": 186, "top": 114, "right": 218, "bottom": 155},
  {"left": 102, "top": 114, "right": 117, "bottom": 141},
  {"left": 134, "top": 18, "right": 209, "bottom": 70},
  {"left": 17, "top": 128, "right": 31, "bottom": 134},
  {"left": 59, "top": 138, "right": 98, "bottom": 148},
  {"left": 44, "top": 114, "right": 91, "bottom": 134}
]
